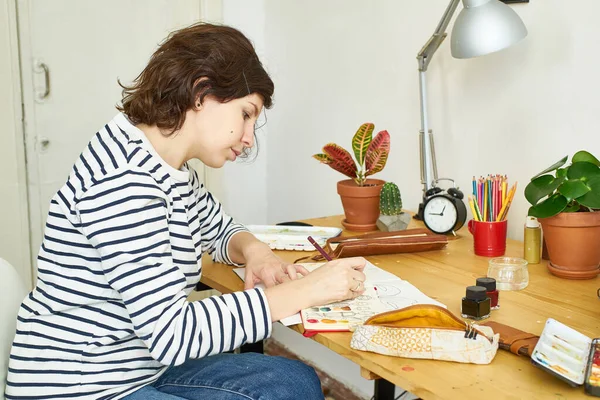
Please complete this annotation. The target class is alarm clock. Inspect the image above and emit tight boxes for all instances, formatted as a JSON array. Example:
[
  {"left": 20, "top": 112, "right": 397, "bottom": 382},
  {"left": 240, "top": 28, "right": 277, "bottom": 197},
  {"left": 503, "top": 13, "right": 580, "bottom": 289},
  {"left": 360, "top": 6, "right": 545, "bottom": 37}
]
[{"left": 422, "top": 187, "right": 467, "bottom": 235}]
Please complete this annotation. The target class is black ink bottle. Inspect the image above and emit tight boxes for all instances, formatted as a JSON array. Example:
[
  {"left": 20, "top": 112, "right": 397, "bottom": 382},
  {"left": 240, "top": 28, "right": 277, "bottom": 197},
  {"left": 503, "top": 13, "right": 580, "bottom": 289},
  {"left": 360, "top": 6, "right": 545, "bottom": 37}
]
[{"left": 461, "top": 286, "right": 491, "bottom": 320}]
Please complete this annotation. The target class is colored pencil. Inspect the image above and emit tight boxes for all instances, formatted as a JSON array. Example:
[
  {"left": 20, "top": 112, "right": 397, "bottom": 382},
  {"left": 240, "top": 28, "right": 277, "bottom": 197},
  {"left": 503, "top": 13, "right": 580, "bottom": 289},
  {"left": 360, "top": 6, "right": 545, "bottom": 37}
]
[
  {"left": 492, "top": 176, "right": 496, "bottom": 221},
  {"left": 488, "top": 177, "right": 493, "bottom": 222},
  {"left": 307, "top": 236, "right": 332, "bottom": 261},
  {"left": 483, "top": 179, "right": 488, "bottom": 222},
  {"left": 471, "top": 175, "right": 516, "bottom": 222},
  {"left": 478, "top": 179, "right": 484, "bottom": 219},
  {"left": 497, "top": 182, "right": 517, "bottom": 221},
  {"left": 468, "top": 197, "right": 478, "bottom": 222},
  {"left": 469, "top": 195, "right": 482, "bottom": 222}
]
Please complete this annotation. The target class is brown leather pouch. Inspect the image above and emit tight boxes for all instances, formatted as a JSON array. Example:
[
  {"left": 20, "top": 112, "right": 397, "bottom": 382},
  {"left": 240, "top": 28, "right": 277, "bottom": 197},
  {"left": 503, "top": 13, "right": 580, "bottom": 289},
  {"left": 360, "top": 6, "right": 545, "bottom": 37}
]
[
  {"left": 481, "top": 321, "right": 539, "bottom": 357},
  {"left": 294, "top": 228, "right": 448, "bottom": 263}
]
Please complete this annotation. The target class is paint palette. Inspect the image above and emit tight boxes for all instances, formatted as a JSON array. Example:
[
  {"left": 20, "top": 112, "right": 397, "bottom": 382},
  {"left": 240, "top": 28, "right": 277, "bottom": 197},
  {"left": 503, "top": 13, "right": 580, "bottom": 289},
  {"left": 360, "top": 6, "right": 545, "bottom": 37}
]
[
  {"left": 304, "top": 306, "right": 353, "bottom": 325},
  {"left": 531, "top": 318, "right": 599, "bottom": 393},
  {"left": 246, "top": 225, "right": 342, "bottom": 251},
  {"left": 586, "top": 339, "right": 600, "bottom": 396},
  {"left": 300, "top": 286, "right": 389, "bottom": 333}
]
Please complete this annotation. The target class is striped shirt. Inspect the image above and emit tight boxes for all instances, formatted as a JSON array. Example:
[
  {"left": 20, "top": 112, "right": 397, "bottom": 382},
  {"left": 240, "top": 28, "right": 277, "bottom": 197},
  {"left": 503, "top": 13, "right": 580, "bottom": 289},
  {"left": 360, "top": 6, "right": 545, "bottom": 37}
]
[{"left": 6, "top": 113, "right": 272, "bottom": 400}]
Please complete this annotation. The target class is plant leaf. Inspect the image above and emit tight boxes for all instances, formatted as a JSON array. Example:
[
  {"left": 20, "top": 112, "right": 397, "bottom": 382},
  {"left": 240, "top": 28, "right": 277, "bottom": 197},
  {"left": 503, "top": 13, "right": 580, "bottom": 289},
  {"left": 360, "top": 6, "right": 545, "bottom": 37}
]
[
  {"left": 572, "top": 150, "right": 600, "bottom": 166},
  {"left": 524, "top": 175, "right": 566, "bottom": 206},
  {"left": 566, "top": 162, "right": 600, "bottom": 181},
  {"left": 531, "top": 156, "right": 568, "bottom": 180},
  {"left": 312, "top": 153, "right": 332, "bottom": 163},
  {"left": 352, "top": 123, "right": 374, "bottom": 167},
  {"left": 556, "top": 168, "right": 567, "bottom": 178},
  {"left": 558, "top": 179, "right": 591, "bottom": 202},
  {"left": 528, "top": 193, "right": 568, "bottom": 218},
  {"left": 577, "top": 176, "right": 600, "bottom": 209},
  {"left": 564, "top": 202, "right": 580, "bottom": 213},
  {"left": 365, "top": 130, "right": 390, "bottom": 177},
  {"left": 322, "top": 143, "right": 358, "bottom": 179}
]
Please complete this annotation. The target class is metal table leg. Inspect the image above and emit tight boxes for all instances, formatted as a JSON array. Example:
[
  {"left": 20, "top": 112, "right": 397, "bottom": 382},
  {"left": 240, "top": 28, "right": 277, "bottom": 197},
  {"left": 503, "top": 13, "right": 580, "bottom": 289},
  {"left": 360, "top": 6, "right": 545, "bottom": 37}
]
[{"left": 374, "top": 379, "right": 395, "bottom": 400}]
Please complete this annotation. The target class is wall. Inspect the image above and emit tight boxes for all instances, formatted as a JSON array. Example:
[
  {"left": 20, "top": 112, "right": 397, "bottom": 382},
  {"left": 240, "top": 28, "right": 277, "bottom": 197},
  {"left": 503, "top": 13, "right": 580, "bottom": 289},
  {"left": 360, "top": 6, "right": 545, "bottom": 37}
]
[
  {"left": 216, "top": 0, "right": 270, "bottom": 226},
  {"left": 0, "top": 0, "right": 32, "bottom": 287}
]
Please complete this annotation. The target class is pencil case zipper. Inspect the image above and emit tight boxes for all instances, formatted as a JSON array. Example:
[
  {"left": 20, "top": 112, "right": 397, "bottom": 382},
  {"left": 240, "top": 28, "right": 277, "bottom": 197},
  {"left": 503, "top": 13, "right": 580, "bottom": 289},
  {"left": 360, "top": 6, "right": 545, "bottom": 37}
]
[{"left": 362, "top": 304, "right": 488, "bottom": 341}]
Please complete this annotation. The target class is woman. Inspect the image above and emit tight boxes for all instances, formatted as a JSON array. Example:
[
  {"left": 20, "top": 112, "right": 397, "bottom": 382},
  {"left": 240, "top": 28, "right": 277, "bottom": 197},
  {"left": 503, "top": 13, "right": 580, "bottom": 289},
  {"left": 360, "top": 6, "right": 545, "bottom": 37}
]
[{"left": 6, "top": 23, "right": 366, "bottom": 400}]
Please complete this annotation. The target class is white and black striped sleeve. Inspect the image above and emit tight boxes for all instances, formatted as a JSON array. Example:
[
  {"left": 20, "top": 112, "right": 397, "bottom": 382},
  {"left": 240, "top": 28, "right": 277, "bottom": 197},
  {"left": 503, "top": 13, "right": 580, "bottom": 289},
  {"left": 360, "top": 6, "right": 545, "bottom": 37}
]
[
  {"left": 76, "top": 168, "right": 272, "bottom": 366},
  {"left": 193, "top": 171, "right": 248, "bottom": 265}
]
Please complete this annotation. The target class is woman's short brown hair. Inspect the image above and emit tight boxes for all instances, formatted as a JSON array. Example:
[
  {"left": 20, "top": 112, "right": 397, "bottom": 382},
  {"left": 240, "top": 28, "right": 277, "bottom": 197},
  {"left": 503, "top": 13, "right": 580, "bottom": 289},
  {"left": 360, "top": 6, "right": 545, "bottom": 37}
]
[{"left": 117, "top": 22, "right": 274, "bottom": 133}]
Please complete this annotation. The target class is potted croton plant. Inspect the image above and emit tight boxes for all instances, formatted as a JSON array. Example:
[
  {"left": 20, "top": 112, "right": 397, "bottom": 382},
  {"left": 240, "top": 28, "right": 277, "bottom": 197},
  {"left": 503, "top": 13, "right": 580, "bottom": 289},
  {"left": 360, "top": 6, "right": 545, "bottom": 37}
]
[
  {"left": 313, "top": 122, "right": 390, "bottom": 231},
  {"left": 525, "top": 150, "right": 600, "bottom": 279}
]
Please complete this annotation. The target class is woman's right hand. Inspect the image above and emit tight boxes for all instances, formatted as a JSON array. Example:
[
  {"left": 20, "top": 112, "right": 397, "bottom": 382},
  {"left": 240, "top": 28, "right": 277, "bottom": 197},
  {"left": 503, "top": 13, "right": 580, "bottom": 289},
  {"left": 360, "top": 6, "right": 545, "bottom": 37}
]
[
  {"left": 299, "top": 257, "right": 367, "bottom": 307},
  {"left": 263, "top": 257, "right": 367, "bottom": 322}
]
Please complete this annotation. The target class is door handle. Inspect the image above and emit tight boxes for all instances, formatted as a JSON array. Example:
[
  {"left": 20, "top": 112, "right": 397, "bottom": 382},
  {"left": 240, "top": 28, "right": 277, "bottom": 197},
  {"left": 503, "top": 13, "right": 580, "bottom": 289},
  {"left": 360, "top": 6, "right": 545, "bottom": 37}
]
[{"left": 34, "top": 60, "right": 51, "bottom": 101}]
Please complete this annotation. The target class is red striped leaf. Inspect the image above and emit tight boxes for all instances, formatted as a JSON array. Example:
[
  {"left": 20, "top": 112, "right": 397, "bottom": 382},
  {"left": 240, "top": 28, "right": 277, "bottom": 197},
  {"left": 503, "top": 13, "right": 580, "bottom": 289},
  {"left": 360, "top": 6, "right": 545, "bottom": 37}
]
[
  {"left": 352, "top": 123, "right": 374, "bottom": 167},
  {"left": 322, "top": 143, "right": 358, "bottom": 179},
  {"left": 365, "top": 130, "right": 390, "bottom": 177}
]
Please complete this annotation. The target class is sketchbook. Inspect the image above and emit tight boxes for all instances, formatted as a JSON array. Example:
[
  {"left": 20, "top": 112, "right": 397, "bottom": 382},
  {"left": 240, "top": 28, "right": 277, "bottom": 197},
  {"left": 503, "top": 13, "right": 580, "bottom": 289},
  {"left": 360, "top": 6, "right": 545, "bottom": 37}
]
[{"left": 233, "top": 262, "right": 445, "bottom": 331}]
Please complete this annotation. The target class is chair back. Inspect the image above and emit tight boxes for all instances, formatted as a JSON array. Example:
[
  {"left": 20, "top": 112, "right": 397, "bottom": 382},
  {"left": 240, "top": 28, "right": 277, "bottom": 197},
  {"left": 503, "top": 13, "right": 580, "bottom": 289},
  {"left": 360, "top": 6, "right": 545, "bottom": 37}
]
[{"left": 0, "top": 258, "right": 28, "bottom": 399}]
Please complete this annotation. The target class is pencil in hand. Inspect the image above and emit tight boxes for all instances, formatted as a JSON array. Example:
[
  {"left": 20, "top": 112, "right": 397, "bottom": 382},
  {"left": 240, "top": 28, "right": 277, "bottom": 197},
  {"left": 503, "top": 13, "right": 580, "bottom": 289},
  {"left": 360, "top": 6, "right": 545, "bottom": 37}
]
[{"left": 307, "top": 236, "right": 332, "bottom": 261}]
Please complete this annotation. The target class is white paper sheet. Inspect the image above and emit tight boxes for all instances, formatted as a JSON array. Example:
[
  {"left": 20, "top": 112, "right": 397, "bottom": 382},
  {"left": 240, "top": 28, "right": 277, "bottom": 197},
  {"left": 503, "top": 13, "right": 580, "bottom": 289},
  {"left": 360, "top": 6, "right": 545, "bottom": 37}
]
[{"left": 233, "top": 261, "right": 445, "bottom": 327}]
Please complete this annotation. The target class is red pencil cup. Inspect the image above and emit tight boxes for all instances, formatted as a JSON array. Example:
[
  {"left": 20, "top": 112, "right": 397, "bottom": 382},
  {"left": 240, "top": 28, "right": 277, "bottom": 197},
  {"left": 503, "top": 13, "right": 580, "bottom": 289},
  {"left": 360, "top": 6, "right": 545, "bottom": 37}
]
[{"left": 468, "top": 220, "right": 508, "bottom": 257}]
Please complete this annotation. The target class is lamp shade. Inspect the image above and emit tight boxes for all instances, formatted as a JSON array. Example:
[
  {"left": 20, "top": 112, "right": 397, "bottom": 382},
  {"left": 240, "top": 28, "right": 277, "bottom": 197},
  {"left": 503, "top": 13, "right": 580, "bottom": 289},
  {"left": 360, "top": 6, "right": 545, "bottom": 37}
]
[{"left": 450, "top": 0, "right": 527, "bottom": 59}]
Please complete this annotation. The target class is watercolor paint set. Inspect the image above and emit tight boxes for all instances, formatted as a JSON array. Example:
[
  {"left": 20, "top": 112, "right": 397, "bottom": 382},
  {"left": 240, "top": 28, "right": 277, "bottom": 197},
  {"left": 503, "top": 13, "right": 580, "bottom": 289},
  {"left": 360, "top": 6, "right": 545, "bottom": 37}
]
[{"left": 531, "top": 318, "right": 600, "bottom": 396}]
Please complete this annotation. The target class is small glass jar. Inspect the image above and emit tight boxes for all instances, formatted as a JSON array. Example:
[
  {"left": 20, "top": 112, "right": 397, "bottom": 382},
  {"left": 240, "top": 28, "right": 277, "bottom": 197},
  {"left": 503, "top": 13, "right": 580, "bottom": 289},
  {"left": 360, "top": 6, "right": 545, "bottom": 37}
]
[
  {"left": 476, "top": 277, "right": 499, "bottom": 310},
  {"left": 487, "top": 257, "right": 529, "bottom": 291},
  {"left": 461, "top": 286, "right": 491, "bottom": 321}
]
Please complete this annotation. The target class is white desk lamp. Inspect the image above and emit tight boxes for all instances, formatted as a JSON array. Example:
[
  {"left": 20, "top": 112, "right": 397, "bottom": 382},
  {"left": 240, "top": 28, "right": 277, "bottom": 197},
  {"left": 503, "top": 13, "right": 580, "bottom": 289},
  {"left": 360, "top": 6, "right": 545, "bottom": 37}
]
[{"left": 416, "top": 0, "right": 527, "bottom": 232}]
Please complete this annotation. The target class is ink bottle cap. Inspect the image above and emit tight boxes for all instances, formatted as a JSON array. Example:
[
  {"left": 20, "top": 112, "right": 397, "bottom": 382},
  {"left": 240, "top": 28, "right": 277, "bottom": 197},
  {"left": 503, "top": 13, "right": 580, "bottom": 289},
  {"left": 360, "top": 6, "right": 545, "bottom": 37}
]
[
  {"left": 476, "top": 277, "right": 496, "bottom": 292},
  {"left": 465, "top": 286, "right": 486, "bottom": 301},
  {"left": 477, "top": 277, "right": 500, "bottom": 310}
]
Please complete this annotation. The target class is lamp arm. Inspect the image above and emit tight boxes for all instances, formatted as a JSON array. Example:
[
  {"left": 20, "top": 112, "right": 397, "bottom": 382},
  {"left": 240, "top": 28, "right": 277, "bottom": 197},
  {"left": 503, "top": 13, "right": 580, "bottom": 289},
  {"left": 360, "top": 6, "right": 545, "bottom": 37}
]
[
  {"left": 416, "top": 0, "right": 461, "bottom": 218},
  {"left": 417, "top": 0, "right": 461, "bottom": 72}
]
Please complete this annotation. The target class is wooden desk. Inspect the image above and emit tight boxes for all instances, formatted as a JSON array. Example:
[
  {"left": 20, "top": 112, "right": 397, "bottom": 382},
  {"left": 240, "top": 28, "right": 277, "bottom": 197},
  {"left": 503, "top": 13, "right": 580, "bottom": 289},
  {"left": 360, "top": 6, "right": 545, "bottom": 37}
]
[{"left": 201, "top": 216, "right": 600, "bottom": 400}]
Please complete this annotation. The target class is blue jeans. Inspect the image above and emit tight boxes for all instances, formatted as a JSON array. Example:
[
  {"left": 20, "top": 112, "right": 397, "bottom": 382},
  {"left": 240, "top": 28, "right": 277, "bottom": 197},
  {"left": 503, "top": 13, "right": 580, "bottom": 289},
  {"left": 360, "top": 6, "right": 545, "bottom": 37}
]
[{"left": 123, "top": 352, "right": 324, "bottom": 400}]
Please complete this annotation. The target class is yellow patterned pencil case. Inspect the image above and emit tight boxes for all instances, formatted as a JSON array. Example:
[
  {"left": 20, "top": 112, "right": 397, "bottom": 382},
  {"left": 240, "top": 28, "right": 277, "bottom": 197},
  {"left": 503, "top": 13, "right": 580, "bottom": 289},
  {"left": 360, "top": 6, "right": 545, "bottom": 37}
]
[{"left": 350, "top": 304, "right": 499, "bottom": 365}]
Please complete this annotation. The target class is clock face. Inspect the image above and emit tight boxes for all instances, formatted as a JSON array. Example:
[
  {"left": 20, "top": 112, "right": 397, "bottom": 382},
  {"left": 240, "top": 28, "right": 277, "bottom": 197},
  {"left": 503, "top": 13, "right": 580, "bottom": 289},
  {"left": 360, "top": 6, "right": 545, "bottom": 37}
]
[{"left": 423, "top": 195, "right": 458, "bottom": 234}]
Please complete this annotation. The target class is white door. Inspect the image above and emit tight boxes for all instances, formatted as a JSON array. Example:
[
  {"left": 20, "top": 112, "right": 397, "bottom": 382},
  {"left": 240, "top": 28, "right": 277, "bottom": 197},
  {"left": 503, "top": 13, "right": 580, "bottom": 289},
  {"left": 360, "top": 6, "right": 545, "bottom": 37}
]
[{"left": 18, "top": 0, "right": 218, "bottom": 272}]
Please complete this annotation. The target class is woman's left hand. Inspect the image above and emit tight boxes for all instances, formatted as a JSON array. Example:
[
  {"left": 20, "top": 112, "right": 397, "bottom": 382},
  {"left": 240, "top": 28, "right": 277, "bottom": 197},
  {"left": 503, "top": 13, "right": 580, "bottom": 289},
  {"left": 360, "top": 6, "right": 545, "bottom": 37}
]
[{"left": 243, "top": 242, "right": 309, "bottom": 289}]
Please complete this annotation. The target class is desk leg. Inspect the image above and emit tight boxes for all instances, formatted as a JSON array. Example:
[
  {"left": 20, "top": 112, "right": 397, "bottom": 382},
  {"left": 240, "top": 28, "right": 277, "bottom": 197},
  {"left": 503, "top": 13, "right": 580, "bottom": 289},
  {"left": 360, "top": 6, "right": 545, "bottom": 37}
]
[
  {"left": 374, "top": 379, "right": 395, "bottom": 400},
  {"left": 240, "top": 341, "right": 264, "bottom": 354}
]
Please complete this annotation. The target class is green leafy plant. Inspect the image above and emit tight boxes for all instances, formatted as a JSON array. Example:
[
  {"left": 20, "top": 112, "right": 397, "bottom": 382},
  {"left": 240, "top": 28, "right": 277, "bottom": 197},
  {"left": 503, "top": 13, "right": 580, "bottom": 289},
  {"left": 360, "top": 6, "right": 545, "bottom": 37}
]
[
  {"left": 313, "top": 123, "right": 390, "bottom": 186},
  {"left": 380, "top": 182, "right": 402, "bottom": 216},
  {"left": 525, "top": 150, "right": 600, "bottom": 218}
]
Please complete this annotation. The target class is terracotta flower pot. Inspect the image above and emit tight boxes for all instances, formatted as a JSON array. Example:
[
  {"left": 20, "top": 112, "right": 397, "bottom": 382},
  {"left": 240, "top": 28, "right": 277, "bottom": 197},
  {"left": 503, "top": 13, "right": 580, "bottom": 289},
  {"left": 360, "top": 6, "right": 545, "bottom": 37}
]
[
  {"left": 539, "top": 212, "right": 600, "bottom": 279},
  {"left": 337, "top": 179, "right": 385, "bottom": 231}
]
